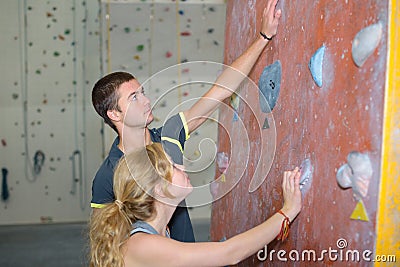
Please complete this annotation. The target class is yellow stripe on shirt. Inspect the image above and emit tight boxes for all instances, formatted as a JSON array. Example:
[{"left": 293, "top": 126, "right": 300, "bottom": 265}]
[
  {"left": 179, "top": 112, "right": 190, "bottom": 140},
  {"left": 91, "top": 203, "right": 107, "bottom": 209},
  {"left": 161, "top": 137, "right": 184, "bottom": 153}
]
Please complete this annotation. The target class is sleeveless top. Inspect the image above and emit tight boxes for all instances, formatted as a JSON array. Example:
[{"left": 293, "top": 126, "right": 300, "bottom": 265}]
[{"left": 130, "top": 221, "right": 170, "bottom": 238}]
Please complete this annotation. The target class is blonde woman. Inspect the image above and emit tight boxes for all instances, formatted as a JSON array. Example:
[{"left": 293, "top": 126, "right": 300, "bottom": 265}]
[{"left": 89, "top": 143, "right": 302, "bottom": 267}]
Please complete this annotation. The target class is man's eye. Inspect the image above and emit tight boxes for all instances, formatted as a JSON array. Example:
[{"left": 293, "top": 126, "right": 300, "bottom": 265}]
[{"left": 131, "top": 94, "right": 137, "bottom": 101}]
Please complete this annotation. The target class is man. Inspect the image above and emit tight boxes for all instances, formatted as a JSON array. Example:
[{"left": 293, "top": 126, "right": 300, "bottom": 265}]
[{"left": 90, "top": 0, "right": 281, "bottom": 242}]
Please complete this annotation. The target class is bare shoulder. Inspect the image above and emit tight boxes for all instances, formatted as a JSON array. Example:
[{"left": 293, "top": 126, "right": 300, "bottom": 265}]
[
  {"left": 124, "top": 233, "right": 227, "bottom": 267},
  {"left": 124, "top": 233, "right": 183, "bottom": 266}
]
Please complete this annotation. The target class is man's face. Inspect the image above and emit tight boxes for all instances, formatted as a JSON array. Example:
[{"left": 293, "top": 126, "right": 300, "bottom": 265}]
[{"left": 117, "top": 79, "right": 154, "bottom": 129}]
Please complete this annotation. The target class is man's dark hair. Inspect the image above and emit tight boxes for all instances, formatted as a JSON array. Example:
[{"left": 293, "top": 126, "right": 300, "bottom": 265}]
[{"left": 92, "top": 71, "right": 135, "bottom": 133}]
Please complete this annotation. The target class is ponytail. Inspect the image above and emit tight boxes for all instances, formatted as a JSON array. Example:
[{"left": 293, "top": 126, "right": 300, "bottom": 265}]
[
  {"left": 89, "top": 201, "right": 131, "bottom": 267},
  {"left": 89, "top": 143, "right": 174, "bottom": 266}
]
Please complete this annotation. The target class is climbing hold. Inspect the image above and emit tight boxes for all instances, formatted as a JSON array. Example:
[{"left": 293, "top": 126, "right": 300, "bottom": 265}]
[
  {"left": 232, "top": 111, "right": 239, "bottom": 122},
  {"left": 230, "top": 93, "right": 239, "bottom": 122},
  {"left": 299, "top": 158, "right": 313, "bottom": 193},
  {"left": 165, "top": 51, "right": 172, "bottom": 58},
  {"left": 216, "top": 152, "right": 229, "bottom": 173},
  {"left": 1, "top": 139, "right": 6, "bottom": 146},
  {"left": 207, "top": 28, "right": 214, "bottom": 34},
  {"left": 262, "top": 117, "right": 270, "bottom": 129},
  {"left": 136, "top": 44, "right": 144, "bottom": 52},
  {"left": 124, "top": 27, "right": 131, "bottom": 33},
  {"left": 230, "top": 93, "right": 239, "bottom": 110},
  {"left": 308, "top": 45, "right": 325, "bottom": 87},
  {"left": 193, "top": 150, "right": 200, "bottom": 157},
  {"left": 352, "top": 22, "right": 382, "bottom": 67},
  {"left": 180, "top": 31, "right": 191, "bottom": 36},
  {"left": 134, "top": 55, "right": 140, "bottom": 60},
  {"left": 220, "top": 173, "right": 226, "bottom": 182},
  {"left": 336, "top": 151, "right": 373, "bottom": 198},
  {"left": 64, "top": 29, "right": 71, "bottom": 35},
  {"left": 2, "top": 168, "right": 9, "bottom": 201},
  {"left": 53, "top": 51, "right": 60, "bottom": 57},
  {"left": 350, "top": 199, "right": 369, "bottom": 221},
  {"left": 336, "top": 163, "right": 353, "bottom": 189},
  {"left": 179, "top": 10, "right": 184, "bottom": 15},
  {"left": 33, "top": 150, "right": 45, "bottom": 175},
  {"left": 258, "top": 60, "right": 282, "bottom": 113}
]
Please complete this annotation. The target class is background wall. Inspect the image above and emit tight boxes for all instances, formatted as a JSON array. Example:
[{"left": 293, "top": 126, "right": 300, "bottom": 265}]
[
  {"left": 211, "top": 0, "right": 393, "bottom": 266},
  {"left": 0, "top": 0, "right": 102, "bottom": 224},
  {"left": 0, "top": 0, "right": 226, "bottom": 225}
]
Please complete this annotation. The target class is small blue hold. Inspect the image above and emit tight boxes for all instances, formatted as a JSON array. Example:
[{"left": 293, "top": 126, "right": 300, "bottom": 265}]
[
  {"left": 309, "top": 45, "right": 326, "bottom": 87},
  {"left": 232, "top": 111, "right": 238, "bottom": 122},
  {"left": 258, "top": 60, "right": 282, "bottom": 113}
]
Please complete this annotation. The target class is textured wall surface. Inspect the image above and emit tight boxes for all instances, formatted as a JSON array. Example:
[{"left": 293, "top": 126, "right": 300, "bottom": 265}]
[
  {"left": 0, "top": 0, "right": 102, "bottom": 224},
  {"left": 211, "top": 0, "right": 389, "bottom": 266}
]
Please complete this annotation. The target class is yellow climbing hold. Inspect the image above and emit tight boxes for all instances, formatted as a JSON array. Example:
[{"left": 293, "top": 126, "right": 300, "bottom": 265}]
[{"left": 350, "top": 199, "right": 369, "bottom": 221}]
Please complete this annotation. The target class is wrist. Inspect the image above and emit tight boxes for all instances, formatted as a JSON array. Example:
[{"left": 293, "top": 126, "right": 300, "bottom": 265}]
[
  {"left": 259, "top": 31, "right": 273, "bottom": 41},
  {"left": 280, "top": 207, "right": 297, "bottom": 223}
]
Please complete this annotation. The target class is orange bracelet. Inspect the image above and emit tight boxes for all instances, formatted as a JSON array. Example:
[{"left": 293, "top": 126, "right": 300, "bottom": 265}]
[{"left": 277, "top": 210, "right": 290, "bottom": 241}]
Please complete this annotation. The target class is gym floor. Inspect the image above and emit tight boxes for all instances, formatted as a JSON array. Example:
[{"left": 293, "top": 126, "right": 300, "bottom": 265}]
[{"left": 0, "top": 219, "right": 210, "bottom": 267}]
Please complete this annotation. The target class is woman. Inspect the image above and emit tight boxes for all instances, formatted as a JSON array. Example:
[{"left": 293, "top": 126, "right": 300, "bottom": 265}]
[{"left": 89, "top": 143, "right": 302, "bottom": 266}]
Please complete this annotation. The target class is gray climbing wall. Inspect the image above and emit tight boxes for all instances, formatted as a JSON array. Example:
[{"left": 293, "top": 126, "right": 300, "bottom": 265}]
[
  {"left": 0, "top": 0, "right": 102, "bottom": 224},
  {"left": 211, "top": 0, "right": 390, "bottom": 266},
  {"left": 0, "top": 0, "right": 226, "bottom": 224}
]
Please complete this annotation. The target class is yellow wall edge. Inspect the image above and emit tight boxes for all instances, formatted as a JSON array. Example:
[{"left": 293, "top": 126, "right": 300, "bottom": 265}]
[{"left": 375, "top": 0, "right": 400, "bottom": 266}]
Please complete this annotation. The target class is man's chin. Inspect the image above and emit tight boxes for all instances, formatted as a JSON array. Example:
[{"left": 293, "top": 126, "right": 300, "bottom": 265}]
[{"left": 146, "top": 113, "right": 154, "bottom": 125}]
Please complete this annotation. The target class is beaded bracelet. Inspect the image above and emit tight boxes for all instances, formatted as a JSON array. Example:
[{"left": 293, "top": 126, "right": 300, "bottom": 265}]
[
  {"left": 277, "top": 210, "right": 290, "bottom": 241},
  {"left": 260, "top": 31, "right": 273, "bottom": 40}
]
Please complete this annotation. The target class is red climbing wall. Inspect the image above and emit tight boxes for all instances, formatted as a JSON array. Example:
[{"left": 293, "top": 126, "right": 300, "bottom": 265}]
[{"left": 211, "top": 1, "right": 388, "bottom": 266}]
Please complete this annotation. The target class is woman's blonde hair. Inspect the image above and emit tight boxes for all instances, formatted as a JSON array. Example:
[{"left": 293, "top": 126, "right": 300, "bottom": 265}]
[{"left": 89, "top": 143, "right": 174, "bottom": 267}]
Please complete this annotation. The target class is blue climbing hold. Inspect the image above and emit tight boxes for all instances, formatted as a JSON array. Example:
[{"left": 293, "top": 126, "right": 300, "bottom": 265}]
[
  {"left": 309, "top": 45, "right": 325, "bottom": 87},
  {"left": 258, "top": 60, "right": 282, "bottom": 113}
]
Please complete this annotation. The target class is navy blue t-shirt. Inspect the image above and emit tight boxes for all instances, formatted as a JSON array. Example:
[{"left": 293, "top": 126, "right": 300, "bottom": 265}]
[{"left": 91, "top": 112, "right": 194, "bottom": 242}]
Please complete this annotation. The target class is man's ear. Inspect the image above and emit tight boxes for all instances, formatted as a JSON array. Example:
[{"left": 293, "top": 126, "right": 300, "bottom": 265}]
[{"left": 107, "top": 109, "right": 121, "bottom": 122}]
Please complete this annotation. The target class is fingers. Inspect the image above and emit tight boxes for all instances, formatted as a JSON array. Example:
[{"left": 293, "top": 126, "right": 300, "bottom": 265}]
[
  {"left": 283, "top": 167, "right": 300, "bottom": 192},
  {"left": 294, "top": 169, "right": 301, "bottom": 188},
  {"left": 267, "top": 0, "right": 278, "bottom": 12},
  {"left": 275, "top": 9, "right": 282, "bottom": 20}
]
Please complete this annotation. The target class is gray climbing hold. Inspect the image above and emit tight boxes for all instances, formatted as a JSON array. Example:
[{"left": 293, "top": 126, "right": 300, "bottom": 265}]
[
  {"left": 258, "top": 60, "right": 282, "bottom": 113},
  {"left": 299, "top": 158, "right": 313, "bottom": 193},
  {"left": 352, "top": 22, "right": 382, "bottom": 67},
  {"left": 309, "top": 45, "right": 325, "bottom": 87},
  {"left": 336, "top": 151, "right": 373, "bottom": 198}
]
